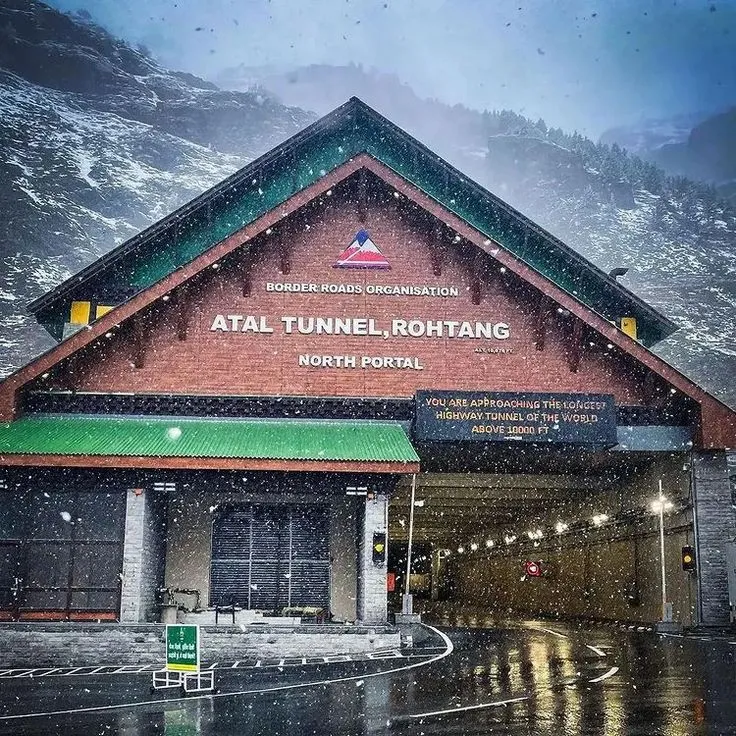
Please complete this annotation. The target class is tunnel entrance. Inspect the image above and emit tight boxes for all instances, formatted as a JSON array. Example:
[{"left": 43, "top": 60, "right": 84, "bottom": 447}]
[{"left": 388, "top": 447, "right": 698, "bottom": 626}]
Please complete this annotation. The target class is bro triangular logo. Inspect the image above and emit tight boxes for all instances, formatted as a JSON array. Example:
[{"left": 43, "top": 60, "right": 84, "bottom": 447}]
[{"left": 333, "top": 229, "right": 390, "bottom": 269}]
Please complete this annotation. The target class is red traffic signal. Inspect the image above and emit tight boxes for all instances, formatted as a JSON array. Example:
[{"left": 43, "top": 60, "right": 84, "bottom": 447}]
[{"left": 525, "top": 560, "right": 542, "bottom": 577}]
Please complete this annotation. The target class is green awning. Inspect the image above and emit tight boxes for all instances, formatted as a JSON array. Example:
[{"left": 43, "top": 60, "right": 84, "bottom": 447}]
[{"left": 0, "top": 415, "right": 420, "bottom": 467}]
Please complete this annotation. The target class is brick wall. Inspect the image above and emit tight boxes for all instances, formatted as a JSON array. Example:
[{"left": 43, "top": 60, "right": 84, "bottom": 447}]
[
  {"left": 42, "top": 189, "right": 663, "bottom": 407},
  {"left": 358, "top": 495, "right": 388, "bottom": 624},
  {"left": 120, "top": 489, "right": 166, "bottom": 623},
  {"left": 0, "top": 624, "right": 400, "bottom": 668},
  {"left": 693, "top": 450, "right": 736, "bottom": 625}
]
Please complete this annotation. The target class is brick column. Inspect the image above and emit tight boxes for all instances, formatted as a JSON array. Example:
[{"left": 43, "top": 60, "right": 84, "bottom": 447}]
[
  {"left": 693, "top": 451, "right": 736, "bottom": 625},
  {"left": 120, "top": 489, "right": 167, "bottom": 623},
  {"left": 357, "top": 494, "right": 388, "bottom": 624}
]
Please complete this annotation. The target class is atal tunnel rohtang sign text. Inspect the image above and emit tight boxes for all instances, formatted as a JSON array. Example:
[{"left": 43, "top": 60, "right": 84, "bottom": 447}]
[{"left": 415, "top": 391, "right": 617, "bottom": 444}]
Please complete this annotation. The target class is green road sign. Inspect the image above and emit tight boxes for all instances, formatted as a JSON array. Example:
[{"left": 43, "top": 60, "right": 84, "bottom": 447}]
[{"left": 166, "top": 624, "right": 200, "bottom": 673}]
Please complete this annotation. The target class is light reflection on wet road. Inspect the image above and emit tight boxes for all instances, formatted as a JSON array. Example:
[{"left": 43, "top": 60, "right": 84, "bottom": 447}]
[{"left": 1, "top": 617, "right": 735, "bottom": 735}]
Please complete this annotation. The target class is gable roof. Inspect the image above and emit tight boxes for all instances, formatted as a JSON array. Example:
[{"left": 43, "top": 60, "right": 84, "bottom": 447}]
[
  {"left": 3, "top": 153, "right": 735, "bottom": 447},
  {"left": 29, "top": 97, "right": 676, "bottom": 347}
]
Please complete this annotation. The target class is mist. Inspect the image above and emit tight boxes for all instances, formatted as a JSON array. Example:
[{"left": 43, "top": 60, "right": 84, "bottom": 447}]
[{"left": 46, "top": 0, "right": 736, "bottom": 137}]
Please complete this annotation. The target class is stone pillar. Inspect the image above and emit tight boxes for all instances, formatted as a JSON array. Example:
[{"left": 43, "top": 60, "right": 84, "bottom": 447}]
[
  {"left": 120, "top": 489, "right": 167, "bottom": 623},
  {"left": 357, "top": 494, "right": 388, "bottom": 624},
  {"left": 693, "top": 451, "right": 736, "bottom": 625}
]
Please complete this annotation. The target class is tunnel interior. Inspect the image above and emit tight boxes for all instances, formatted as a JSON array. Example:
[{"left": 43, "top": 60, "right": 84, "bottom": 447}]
[{"left": 388, "top": 446, "right": 697, "bottom": 626}]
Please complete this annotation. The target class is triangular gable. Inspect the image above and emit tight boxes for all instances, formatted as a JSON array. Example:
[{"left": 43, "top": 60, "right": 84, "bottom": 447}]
[
  {"left": 28, "top": 98, "right": 676, "bottom": 348},
  {"left": 2, "top": 154, "right": 735, "bottom": 447}
]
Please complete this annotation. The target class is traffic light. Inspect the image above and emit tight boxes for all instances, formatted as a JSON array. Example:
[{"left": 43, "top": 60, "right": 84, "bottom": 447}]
[
  {"left": 682, "top": 546, "right": 696, "bottom": 572},
  {"left": 372, "top": 532, "right": 386, "bottom": 566}
]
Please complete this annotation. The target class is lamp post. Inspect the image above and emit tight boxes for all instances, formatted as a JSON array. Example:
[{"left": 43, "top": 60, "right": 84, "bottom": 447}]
[
  {"left": 651, "top": 479, "right": 674, "bottom": 623},
  {"left": 403, "top": 473, "right": 417, "bottom": 615}
]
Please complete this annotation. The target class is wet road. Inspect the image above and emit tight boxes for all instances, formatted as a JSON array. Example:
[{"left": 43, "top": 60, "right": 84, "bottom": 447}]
[{"left": 1, "top": 618, "right": 735, "bottom": 735}]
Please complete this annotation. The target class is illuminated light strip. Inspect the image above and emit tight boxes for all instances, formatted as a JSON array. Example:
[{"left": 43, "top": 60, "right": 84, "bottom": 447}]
[
  {"left": 0, "top": 624, "right": 452, "bottom": 722},
  {"left": 409, "top": 696, "right": 529, "bottom": 719},
  {"left": 529, "top": 626, "right": 569, "bottom": 639},
  {"left": 589, "top": 666, "right": 619, "bottom": 683},
  {"left": 586, "top": 645, "right": 607, "bottom": 657}
]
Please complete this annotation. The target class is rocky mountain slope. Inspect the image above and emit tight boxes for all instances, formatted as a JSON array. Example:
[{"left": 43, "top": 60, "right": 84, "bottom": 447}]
[
  {"left": 1, "top": 4, "right": 734, "bottom": 408},
  {"left": 0, "top": 0, "right": 310, "bottom": 376}
]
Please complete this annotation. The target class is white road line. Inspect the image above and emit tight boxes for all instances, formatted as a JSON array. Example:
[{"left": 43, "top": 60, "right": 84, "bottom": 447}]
[
  {"left": 301, "top": 658, "right": 307, "bottom": 665},
  {"left": 277, "top": 659, "right": 285, "bottom": 667},
  {"left": 10, "top": 670, "right": 36, "bottom": 678},
  {"left": 207, "top": 663, "right": 217, "bottom": 670},
  {"left": 410, "top": 696, "right": 529, "bottom": 719},
  {"left": 529, "top": 626, "right": 569, "bottom": 639},
  {"left": 230, "top": 661, "right": 240, "bottom": 669},
  {"left": 589, "top": 666, "right": 619, "bottom": 683},
  {"left": 0, "top": 624, "right": 453, "bottom": 723},
  {"left": 40, "top": 668, "right": 61, "bottom": 677},
  {"left": 254, "top": 660, "right": 262, "bottom": 668},
  {"left": 586, "top": 645, "right": 607, "bottom": 657},
  {"left": 62, "top": 668, "right": 83, "bottom": 676},
  {"left": 88, "top": 667, "right": 105, "bottom": 674}
]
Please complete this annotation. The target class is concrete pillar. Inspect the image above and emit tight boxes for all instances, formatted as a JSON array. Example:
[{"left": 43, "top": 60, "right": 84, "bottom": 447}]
[
  {"left": 120, "top": 489, "right": 167, "bottom": 623},
  {"left": 693, "top": 451, "right": 736, "bottom": 625},
  {"left": 357, "top": 494, "right": 388, "bottom": 624}
]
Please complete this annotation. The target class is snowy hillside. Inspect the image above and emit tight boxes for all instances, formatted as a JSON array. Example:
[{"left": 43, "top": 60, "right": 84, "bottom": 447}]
[
  {"left": 0, "top": 3, "right": 734, "bottom": 409},
  {"left": 0, "top": 0, "right": 311, "bottom": 377}
]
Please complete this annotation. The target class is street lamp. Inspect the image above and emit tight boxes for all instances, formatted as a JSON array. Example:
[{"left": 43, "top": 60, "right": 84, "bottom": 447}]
[{"left": 651, "top": 479, "right": 674, "bottom": 624}]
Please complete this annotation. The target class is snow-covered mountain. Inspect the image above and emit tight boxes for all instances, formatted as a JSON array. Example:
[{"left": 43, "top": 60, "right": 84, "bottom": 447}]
[
  {"left": 0, "top": 0, "right": 311, "bottom": 377},
  {"left": 599, "top": 112, "right": 713, "bottom": 157},
  {"left": 600, "top": 109, "right": 736, "bottom": 204},
  {"left": 1, "top": 3, "right": 734, "bottom": 408}
]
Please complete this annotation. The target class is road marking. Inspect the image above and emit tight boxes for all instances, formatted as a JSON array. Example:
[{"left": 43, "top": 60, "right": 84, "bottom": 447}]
[
  {"left": 10, "top": 670, "right": 35, "bottom": 678},
  {"left": 585, "top": 645, "right": 607, "bottom": 657},
  {"left": 410, "top": 695, "right": 529, "bottom": 719},
  {"left": 63, "top": 668, "right": 83, "bottom": 676},
  {"left": 231, "top": 661, "right": 240, "bottom": 669},
  {"left": 254, "top": 660, "right": 262, "bottom": 668},
  {"left": 0, "top": 624, "right": 452, "bottom": 722},
  {"left": 589, "top": 666, "right": 619, "bottom": 683},
  {"left": 529, "top": 626, "right": 569, "bottom": 639}
]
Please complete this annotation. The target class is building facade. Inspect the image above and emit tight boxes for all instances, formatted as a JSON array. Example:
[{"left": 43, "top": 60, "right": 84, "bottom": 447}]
[{"left": 0, "top": 99, "right": 734, "bottom": 627}]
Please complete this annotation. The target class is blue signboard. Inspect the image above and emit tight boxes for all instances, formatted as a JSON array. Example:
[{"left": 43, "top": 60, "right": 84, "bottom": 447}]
[{"left": 415, "top": 390, "right": 617, "bottom": 445}]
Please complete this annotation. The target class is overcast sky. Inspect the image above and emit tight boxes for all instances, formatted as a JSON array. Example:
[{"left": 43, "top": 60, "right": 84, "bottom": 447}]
[{"left": 48, "top": 0, "right": 736, "bottom": 136}]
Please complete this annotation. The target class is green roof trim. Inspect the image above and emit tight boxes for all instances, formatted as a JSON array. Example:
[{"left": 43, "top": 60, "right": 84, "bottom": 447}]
[
  {"left": 0, "top": 415, "right": 420, "bottom": 464},
  {"left": 30, "top": 98, "right": 676, "bottom": 348}
]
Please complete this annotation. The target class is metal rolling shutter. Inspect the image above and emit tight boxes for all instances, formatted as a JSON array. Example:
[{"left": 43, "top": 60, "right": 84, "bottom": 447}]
[
  {"left": 210, "top": 505, "right": 330, "bottom": 611},
  {"left": 288, "top": 506, "right": 330, "bottom": 609}
]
